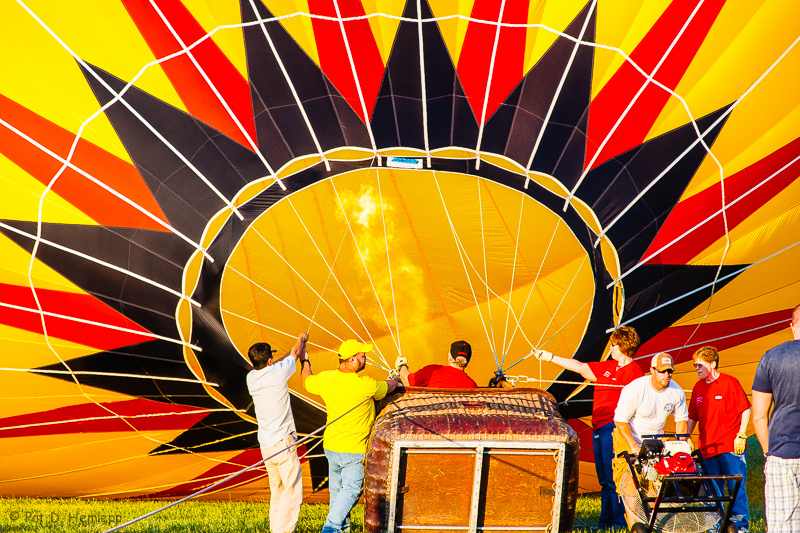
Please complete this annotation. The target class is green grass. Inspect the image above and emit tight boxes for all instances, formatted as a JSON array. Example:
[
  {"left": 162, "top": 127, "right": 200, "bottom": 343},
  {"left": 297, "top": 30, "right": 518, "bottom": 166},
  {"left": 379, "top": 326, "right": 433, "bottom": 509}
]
[{"left": 0, "top": 438, "right": 766, "bottom": 533}]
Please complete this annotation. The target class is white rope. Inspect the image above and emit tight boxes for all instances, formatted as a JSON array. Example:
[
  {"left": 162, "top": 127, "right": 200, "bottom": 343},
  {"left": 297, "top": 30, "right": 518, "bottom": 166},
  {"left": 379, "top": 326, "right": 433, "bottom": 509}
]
[
  {"left": 416, "top": 0, "right": 431, "bottom": 167},
  {"left": 248, "top": 226, "right": 370, "bottom": 342},
  {"left": 147, "top": 0, "right": 284, "bottom": 190},
  {"left": 225, "top": 264, "right": 345, "bottom": 342},
  {"left": 330, "top": 0, "right": 379, "bottom": 155},
  {"left": 500, "top": 194, "right": 525, "bottom": 358},
  {"left": 609, "top": 150, "right": 800, "bottom": 289},
  {"left": 0, "top": 221, "right": 200, "bottom": 307},
  {"left": 503, "top": 219, "right": 561, "bottom": 363},
  {"left": 592, "top": 33, "right": 800, "bottom": 247},
  {"left": 564, "top": 0, "right": 707, "bottom": 211},
  {"left": 290, "top": 162, "right": 391, "bottom": 363},
  {"left": 477, "top": 179, "right": 499, "bottom": 364},
  {"left": 377, "top": 170, "right": 402, "bottom": 356},
  {"left": 433, "top": 173, "right": 496, "bottom": 354},
  {"left": 102, "top": 396, "right": 374, "bottom": 533},
  {"left": 609, "top": 234, "right": 800, "bottom": 332},
  {"left": 245, "top": 0, "right": 331, "bottom": 172},
  {"left": 329, "top": 179, "right": 400, "bottom": 366},
  {"left": 0, "top": 367, "right": 217, "bottom": 387},
  {"left": 533, "top": 256, "right": 588, "bottom": 348},
  {"left": 524, "top": 0, "right": 597, "bottom": 189},
  {"left": 473, "top": 0, "right": 508, "bottom": 169}
]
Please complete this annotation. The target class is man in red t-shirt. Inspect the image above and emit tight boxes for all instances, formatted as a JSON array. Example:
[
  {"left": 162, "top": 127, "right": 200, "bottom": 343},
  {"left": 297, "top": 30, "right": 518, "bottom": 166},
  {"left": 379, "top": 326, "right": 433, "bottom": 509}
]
[
  {"left": 688, "top": 346, "right": 751, "bottom": 532},
  {"left": 535, "top": 325, "right": 642, "bottom": 529},
  {"left": 396, "top": 340, "right": 478, "bottom": 388}
]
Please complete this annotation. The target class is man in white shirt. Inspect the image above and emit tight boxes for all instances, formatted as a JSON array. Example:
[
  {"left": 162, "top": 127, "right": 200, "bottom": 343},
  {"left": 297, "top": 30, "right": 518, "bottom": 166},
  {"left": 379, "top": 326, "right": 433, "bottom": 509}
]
[
  {"left": 247, "top": 333, "right": 309, "bottom": 533},
  {"left": 612, "top": 353, "right": 689, "bottom": 524}
]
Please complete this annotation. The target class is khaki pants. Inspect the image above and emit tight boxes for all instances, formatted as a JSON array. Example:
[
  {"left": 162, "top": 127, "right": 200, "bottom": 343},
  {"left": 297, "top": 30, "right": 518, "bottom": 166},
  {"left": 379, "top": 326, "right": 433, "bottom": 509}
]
[
  {"left": 262, "top": 434, "right": 303, "bottom": 533},
  {"left": 612, "top": 428, "right": 634, "bottom": 491}
]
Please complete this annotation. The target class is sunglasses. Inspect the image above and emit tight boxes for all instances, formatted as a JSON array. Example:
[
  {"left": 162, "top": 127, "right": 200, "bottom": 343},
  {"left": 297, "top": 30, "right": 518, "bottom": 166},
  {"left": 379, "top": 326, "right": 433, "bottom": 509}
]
[{"left": 652, "top": 367, "right": 674, "bottom": 375}]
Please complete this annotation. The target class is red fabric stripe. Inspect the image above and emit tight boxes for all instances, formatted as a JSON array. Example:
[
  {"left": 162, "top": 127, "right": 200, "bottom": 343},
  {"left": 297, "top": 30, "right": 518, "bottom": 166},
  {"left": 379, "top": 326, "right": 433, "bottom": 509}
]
[
  {"left": 121, "top": 0, "right": 256, "bottom": 147},
  {"left": 567, "top": 418, "right": 595, "bottom": 462},
  {"left": 637, "top": 308, "right": 792, "bottom": 366},
  {"left": 0, "top": 284, "right": 154, "bottom": 350},
  {"left": 0, "top": 95, "right": 168, "bottom": 231},
  {"left": 307, "top": 0, "right": 388, "bottom": 123},
  {"left": 0, "top": 399, "right": 207, "bottom": 438},
  {"left": 457, "top": 0, "right": 529, "bottom": 124},
  {"left": 645, "top": 136, "right": 800, "bottom": 265},
  {"left": 145, "top": 449, "right": 265, "bottom": 498},
  {"left": 585, "top": 0, "right": 727, "bottom": 170}
]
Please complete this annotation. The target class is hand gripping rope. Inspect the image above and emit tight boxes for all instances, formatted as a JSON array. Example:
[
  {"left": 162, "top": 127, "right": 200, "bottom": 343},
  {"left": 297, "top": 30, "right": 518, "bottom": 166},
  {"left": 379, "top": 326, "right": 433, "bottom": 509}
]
[{"left": 102, "top": 396, "right": 373, "bottom": 533}]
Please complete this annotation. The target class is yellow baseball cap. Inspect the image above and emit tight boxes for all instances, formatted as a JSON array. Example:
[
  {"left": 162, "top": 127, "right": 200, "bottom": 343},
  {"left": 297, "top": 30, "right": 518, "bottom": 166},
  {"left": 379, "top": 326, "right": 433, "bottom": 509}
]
[{"left": 338, "top": 339, "right": 373, "bottom": 359}]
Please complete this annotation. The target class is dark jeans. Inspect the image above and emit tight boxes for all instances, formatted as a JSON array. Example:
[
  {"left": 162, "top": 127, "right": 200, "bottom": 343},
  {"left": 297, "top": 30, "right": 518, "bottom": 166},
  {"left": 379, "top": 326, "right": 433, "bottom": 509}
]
[
  {"left": 703, "top": 451, "right": 749, "bottom": 529},
  {"left": 594, "top": 422, "right": 626, "bottom": 528}
]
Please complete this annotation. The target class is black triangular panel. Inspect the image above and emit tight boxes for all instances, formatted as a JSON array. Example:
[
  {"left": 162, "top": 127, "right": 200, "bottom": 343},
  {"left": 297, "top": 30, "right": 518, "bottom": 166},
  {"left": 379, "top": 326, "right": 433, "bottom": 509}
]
[
  {"left": 0, "top": 222, "right": 192, "bottom": 338},
  {"left": 78, "top": 63, "right": 265, "bottom": 242},
  {"left": 577, "top": 104, "right": 732, "bottom": 271},
  {"left": 622, "top": 263, "right": 744, "bottom": 342},
  {"left": 150, "top": 394, "right": 326, "bottom": 455},
  {"left": 242, "top": 0, "right": 372, "bottom": 157},
  {"left": 551, "top": 262, "right": 746, "bottom": 416},
  {"left": 35, "top": 341, "right": 220, "bottom": 408},
  {"left": 372, "top": 0, "right": 479, "bottom": 150},
  {"left": 482, "top": 0, "right": 595, "bottom": 187},
  {"left": 372, "top": 0, "right": 425, "bottom": 149}
]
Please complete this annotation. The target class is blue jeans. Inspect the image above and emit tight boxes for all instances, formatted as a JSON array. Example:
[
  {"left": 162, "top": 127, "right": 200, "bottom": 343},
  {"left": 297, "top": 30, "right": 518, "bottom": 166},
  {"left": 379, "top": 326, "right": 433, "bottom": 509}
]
[
  {"left": 322, "top": 449, "right": 365, "bottom": 533},
  {"left": 594, "top": 422, "right": 626, "bottom": 528},
  {"left": 702, "top": 451, "right": 749, "bottom": 529}
]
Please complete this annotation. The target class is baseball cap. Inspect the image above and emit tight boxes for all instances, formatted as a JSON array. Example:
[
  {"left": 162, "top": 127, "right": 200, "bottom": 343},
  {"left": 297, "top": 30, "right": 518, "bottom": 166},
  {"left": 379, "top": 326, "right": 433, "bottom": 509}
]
[
  {"left": 654, "top": 452, "right": 696, "bottom": 476},
  {"left": 651, "top": 353, "right": 675, "bottom": 372},
  {"left": 450, "top": 340, "right": 472, "bottom": 362},
  {"left": 338, "top": 339, "right": 373, "bottom": 359}
]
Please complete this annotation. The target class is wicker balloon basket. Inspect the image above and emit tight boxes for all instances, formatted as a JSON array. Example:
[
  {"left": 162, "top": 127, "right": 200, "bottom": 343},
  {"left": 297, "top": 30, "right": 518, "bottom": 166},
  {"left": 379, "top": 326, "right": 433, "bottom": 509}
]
[{"left": 363, "top": 388, "right": 580, "bottom": 533}]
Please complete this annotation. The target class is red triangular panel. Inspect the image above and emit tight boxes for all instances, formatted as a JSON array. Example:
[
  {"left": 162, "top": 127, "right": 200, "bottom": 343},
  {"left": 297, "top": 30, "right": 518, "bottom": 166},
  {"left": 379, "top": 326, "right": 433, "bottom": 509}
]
[
  {"left": 0, "top": 95, "right": 169, "bottom": 231},
  {"left": 0, "top": 399, "right": 208, "bottom": 438},
  {"left": 457, "top": 0, "right": 530, "bottom": 124},
  {"left": 121, "top": 0, "right": 257, "bottom": 148},
  {"left": 307, "top": 0, "right": 385, "bottom": 123},
  {"left": 645, "top": 136, "right": 800, "bottom": 265},
  {"left": 585, "top": 0, "right": 727, "bottom": 170},
  {"left": 0, "top": 283, "right": 156, "bottom": 350}
]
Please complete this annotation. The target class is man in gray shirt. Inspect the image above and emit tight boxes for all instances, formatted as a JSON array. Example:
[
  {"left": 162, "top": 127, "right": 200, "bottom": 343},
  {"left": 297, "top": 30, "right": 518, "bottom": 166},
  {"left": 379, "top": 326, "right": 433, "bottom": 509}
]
[{"left": 752, "top": 305, "right": 800, "bottom": 533}]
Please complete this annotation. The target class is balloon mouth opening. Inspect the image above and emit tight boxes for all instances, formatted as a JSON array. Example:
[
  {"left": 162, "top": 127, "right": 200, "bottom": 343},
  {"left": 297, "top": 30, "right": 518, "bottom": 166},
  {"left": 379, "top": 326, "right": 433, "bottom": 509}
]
[{"left": 176, "top": 163, "right": 621, "bottom": 404}]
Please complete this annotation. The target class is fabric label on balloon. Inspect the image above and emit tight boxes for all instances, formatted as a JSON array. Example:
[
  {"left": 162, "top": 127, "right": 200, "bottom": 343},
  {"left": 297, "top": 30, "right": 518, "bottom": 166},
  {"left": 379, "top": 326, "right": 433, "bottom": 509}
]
[{"left": 386, "top": 157, "right": 423, "bottom": 169}]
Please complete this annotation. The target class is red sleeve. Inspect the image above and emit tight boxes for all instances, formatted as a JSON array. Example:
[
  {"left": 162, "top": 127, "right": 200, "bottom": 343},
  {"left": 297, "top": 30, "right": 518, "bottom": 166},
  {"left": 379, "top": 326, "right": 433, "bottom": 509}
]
[
  {"left": 688, "top": 383, "right": 698, "bottom": 421},
  {"left": 729, "top": 375, "right": 751, "bottom": 412},
  {"left": 408, "top": 365, "right": 435, "bottom": 387}
]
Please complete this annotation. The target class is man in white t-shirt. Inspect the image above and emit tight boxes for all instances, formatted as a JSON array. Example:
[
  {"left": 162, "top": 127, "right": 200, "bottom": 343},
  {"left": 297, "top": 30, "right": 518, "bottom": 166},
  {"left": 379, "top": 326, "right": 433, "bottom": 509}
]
[
  {"left": 612, "top": 352, "right": 689, "bottom": 523},
  {"left": 247, "top": 333, "right": 309, "bottom": 533}
]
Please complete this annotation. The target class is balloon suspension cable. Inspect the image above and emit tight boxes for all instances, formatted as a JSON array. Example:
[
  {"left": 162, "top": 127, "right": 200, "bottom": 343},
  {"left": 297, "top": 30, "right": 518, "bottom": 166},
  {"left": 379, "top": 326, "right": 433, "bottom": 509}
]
[{"left": 102, "top": 396, "right": 373, "bottom": 533}]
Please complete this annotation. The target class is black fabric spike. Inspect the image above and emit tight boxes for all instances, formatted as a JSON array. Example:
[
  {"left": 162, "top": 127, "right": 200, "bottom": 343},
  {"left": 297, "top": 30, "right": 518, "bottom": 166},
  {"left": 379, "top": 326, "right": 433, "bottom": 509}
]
[
  {"left": 372, "top": 0, "right": 479, "bottom": 150},
  {"left": 34, "top": 340, "right": 220, "bottom": 409},
  {"left": 78, "top": 62, "right": 265, "bottom": 242},
  {"left": 241, "top": 0, "right": 371, "bottom": 158},
  {"left": 576, "top": 104, "right": 732, "bottom": 272},
  {"left": 0, "top": 221, "right": 193, "bottom": 338},
  {"left": 482, "top": 0, "right": 595, "bottom": 188}
]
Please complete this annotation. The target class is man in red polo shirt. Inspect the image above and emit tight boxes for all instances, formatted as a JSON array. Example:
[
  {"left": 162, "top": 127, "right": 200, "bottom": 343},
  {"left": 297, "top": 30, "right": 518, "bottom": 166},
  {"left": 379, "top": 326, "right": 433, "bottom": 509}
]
[
  {"left": 535, "top": 325, "right": 643, "bottom": 529},
  {"left": 396, "top": 340, "right": 477, "bottom": 388},
  {"left": 688, "top": 345, "right": 750, "bottom": 533}
]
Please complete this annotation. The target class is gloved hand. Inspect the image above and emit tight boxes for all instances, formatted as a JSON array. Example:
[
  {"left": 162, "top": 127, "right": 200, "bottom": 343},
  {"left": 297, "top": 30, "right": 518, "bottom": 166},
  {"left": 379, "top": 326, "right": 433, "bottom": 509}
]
[
  {"left": 734, "top": 432, "right": 747, "bottom": 455},
  {"left": 686, "top": 437, "right": 695, "bottom": 452},
  {"left": 533, "top": 349, "right": 554, "bottom": 362},
  {"left": 395, "top": 355, "right": 408, "bottom": 371}
]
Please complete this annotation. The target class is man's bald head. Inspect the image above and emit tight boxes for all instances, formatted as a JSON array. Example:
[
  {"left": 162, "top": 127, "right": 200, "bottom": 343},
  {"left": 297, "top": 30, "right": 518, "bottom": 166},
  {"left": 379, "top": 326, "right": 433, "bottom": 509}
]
[{"left": 791, "top": 305, "right": 800, "bottom": 340}]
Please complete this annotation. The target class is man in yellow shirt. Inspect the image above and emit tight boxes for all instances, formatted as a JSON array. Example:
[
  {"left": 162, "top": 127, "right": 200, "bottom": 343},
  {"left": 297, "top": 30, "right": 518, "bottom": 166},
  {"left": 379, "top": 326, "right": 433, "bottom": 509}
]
[{"left": 303, "top": 339, "right": 400, "bottom": 533}]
